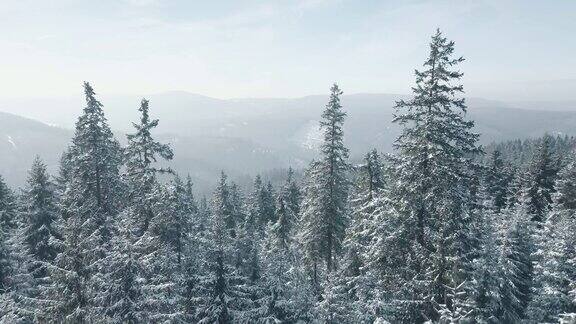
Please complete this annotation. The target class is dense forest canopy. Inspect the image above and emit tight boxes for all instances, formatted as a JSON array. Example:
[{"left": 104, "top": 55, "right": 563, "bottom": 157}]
[{"left": 1, "top": 30, "right": 576, "bottom": 323}]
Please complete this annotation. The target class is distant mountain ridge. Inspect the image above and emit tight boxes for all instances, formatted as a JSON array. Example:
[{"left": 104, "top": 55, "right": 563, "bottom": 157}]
[
  {"left": 2, "top": 93, "right": 576, "bottom": 191},
  {"left": 0, "top": 111, "right": 71, "bottom": 187}
]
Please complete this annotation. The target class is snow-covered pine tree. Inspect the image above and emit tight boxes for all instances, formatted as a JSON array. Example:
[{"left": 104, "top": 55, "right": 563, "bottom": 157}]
[
  {"left": 236, "top": 199, "right": 260, "bottom": 282},
  {"left": 469, "top": 198, "right": 502, "bottom": 323},
  {"left": 521, "top": 134, "right": 560, "bottom": 222},
  {"left": 526, "top": 212, "right": 573, "bottom": 323},
  {"left": 259, "top": 203, "right": 317, "bottom": 323},
  {"left": 211, "top": 172, "right": 235, "bottom": 238},
  {"left": 116, "top": 178, "right": 192, "bottom": 323},
  {"left": 0, "top": 223, "right": 35, "bottom": 323},
  {"left": 247, "top": 175, "right": 276, "bottom": 232},
  {"left": 362, "top": 185, "right": 418, "bottom": 322},
  {"left": 237, "top": 176, "right": 270, "bottom": 285},
  {"left": 196, "top": 196, "right": 211, "bottom": 234},
  {"left": 299, "top": 83, "right": 350, "bottom": 282},
  {"left": 185, "top": 175, "right": 198, "bottom": 215},
  {"left": 0, "top": 175, "right": 17, "bottom": 231},
  {"left": 64, "top": 81, "right": 123, "bottom": 233},
  {"left": 45, "top": 82, "right": 123, "bottom": 322},
  {"left": 44, "top": 207, "right": 92, "bottom": 322},
  {"left": 0, "top": 229, "right": 16, "bottom": 323},
  {"left": 485, "top": 150, "right": 513, "bottom": 213},
  {"left": 358, "top": 150, "right": 386, "bottom": 199},
  {"left": 172, "top": 175, "right": 203, "bottom": 321},
  {"left": 229, "top": 183, "right": 246, "bottom": 239},
  {"left": 95, "top": 210, "right": 145, "bottom": 323},
  {"left": 331, "top": 149, "right": 388, "bottom": 323},
  {"left": 120, "top": 99, "right": 184, "bottom": 322},
  {"left": 21, "top": 157, "right": 62, "bottom": 279},
  {"left": 228, "top": 182, "right": 266, "bottom": 316},
  {"left": 271, "top": 170, "right": 301, "bottom": 251},
  {"left": 271, "top": 195, "right": 294, "bottom": 252},
  {"left": 0, "top": 175, "right": 36, "bottom": 323},
  {"left": 14, "top": 157, "right": 62, "bottom": 321},
  {"left": 280, "top": 167, "right": 302, "bottom": 221},
  {"left": 195, "top": 174, "right": 253, "bottom": 323},
  {"left": 0, "top": 177, "right": 18, "bottom": 291},
  {"left": 390, "top": 29, "right": 482, "bottom": 321},
  {"left": 314, "top": 272, "right": 349, "bottom": 324},
  {"left": 137, "top": 230, "right": 184, "bottom": 322},
  {"left": 506, "top": 169, "right": 524, "bottom": 209},
  {"left": 0, "top": 223, "right": 11, "bottom": 302},
  {"left": 527, "top": 154, "right": 576, "bottom": 322},
  {"left": 150, "top": 176, "right": 193, "bottom": 265},
  {"left": 258, "top": 219, "right": 292, "bottom": 322},
  {"left": 346, "top": 149, "right": 386, "bottom": 262},
  {"left": 54, "top": 149, "right": 73, "bottom": 198},
  {"left": 496, "top": 203, "right": 534, "bottom": 322},
  {"left": 263, "top": 182, "right": 276, "bottom": 225},
  {"left": 124, "top": 98, "right": 174, "bottom": 236}
]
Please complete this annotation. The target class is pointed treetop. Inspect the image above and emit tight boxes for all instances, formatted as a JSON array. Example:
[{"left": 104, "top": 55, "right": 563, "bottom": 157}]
[
  {"left": 82, "top": 81, "right": 104, "bottom": 112},
  {"left": 139, "top": 98, "right": 150, "bottom": 124},
  {"left": 287, "top": 167, "right": 294, "bottom": 183},
  {"left": 83, "top": 81, "right": 94, "bottom": 96}
]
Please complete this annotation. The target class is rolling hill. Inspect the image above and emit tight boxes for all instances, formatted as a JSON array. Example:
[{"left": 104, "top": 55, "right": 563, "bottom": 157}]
[{"left": 1, "top": 93, "right": 575, "bottom": 192}]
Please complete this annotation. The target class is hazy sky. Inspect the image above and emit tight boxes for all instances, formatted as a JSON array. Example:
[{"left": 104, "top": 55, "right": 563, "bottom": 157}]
[{"left": 1, "top": 0, "right": 574, "bottom": 101}]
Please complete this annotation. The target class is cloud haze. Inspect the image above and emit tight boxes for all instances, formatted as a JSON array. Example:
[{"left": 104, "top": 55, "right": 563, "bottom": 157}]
[{"left": 1, "top": 0, "right": 574, "bottom": 101}]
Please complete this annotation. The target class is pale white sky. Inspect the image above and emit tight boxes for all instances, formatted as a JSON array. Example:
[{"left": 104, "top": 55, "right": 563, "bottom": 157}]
[{"left": 1, "top": 0, "right": 574, "bottom": 101}]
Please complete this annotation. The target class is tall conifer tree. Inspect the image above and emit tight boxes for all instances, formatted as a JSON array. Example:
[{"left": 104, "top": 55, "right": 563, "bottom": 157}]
[
  {"left": 391, "top": 29, "right": 481, "bottom": 321},
  {"left": 46, "top": 82, "right": 123, "bottom": 322},
  {"left": 21, "top": 157, "right": 61, "bottom": 279},
  {"left": 299, "top": 83, "right": 350, "bottom": 279}
]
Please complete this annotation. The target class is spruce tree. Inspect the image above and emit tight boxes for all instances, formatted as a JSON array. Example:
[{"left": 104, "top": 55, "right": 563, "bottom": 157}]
[
  {"left": 521, "top": 134, "right": 560, "bottom": 222},
  {"left": 259, "top": 215, "right": 316, "bottom": 323},
  {"left": 281, "top": 167, "right": 302, "bottom": 221},
  {"left": 271, "top": 196, "right": 294, "bottom": 251},
  {"left": 469, "top": 204, "right": 502, "bottom": 323},
  {"left": 0, "top": 175, "right": 18, "bottom": 299},
  {"left": 485, "top": 150, "right": 512, "bottom": 212},
  {"left": 247, "top": 176, "right": 276, "bottom": 231},
  {"left": 196, "top": 196, "right": 211, "bottom": 234},
  {"left": 161, "top": 175, "right": 202, "bottom": 321},
  {"left": 346, "top": 149, "right": 386, "bottom": 260},
  {"left": 527, "top": 155, "right": 576, "bottom": 321},
  {"left": 124, "top": 98, "right": 174, "bottom": 235},
  {"left": 0, "top": 176, "right": 34, "bottom": 322},
  {"left": 0, "top": 223, "right": 34, "bottom": 323},
  {"left": 236, "top": 202, "right": 260, "bottom": 282},
  {"left": 496, "top": 204, "right": 533, "bottom": 322},
  {"left": 258, "top": 220, "right": 292, "bottom": 322},
  {"left": 251, "top": 196, "right": 301, "bottom": 322},
  {"left": 21, "top": 157, "right": 62, "bottom": 279},
  {"left": 195, "top": 174, "right": 253, "bottom": 323},
  {"left": 45, "top": 209, "right": 92, "bottom": 322},
  {"left": 0, "top": 175, "right": 17, "bottom": 231},
  {"left": 299, "top": 83, "right": 350, "bottom": 279},
  {"left": 122, "top": 99, "right": 181, "bottom": 322},
  {"left": 45, "top": 82, "right": 123, "bottom": 322},
  {"left": 64, "top": 81, "right": 123, "bottom": 227},
  {"left": 95, "top": 212, "right": 145, "bottom": 323},
  {"left": 211, "top": 173, "right": 234, "bottom": 237},
  {"left": 335, "top": 150, "right": 386, "bottom": 323},
  {"left": 391, "top": 29, "right": 481, "bottom": 321},
  {"left": 150, "top": 176, "right": 192, "bottom": 264},
  {"left": 229, "top": 183, "right": 246, "bottom": 239}
]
